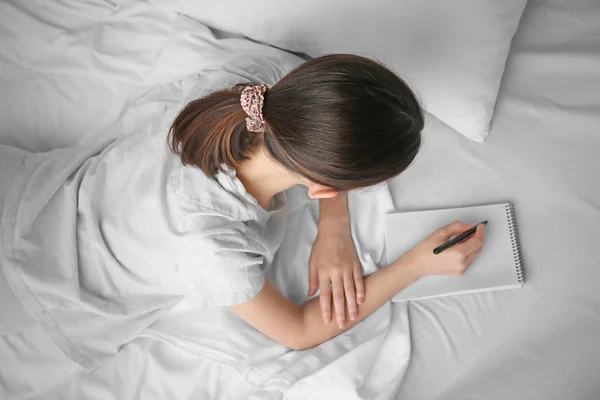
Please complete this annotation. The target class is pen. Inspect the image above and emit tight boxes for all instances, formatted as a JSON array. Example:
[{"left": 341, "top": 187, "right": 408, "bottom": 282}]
[{"left": 433, "top": 220, "right": 488, "bottom": 254}]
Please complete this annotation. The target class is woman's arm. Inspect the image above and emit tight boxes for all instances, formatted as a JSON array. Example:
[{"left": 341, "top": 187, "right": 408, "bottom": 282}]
[
  {"left": 230, "top": 221, "right": 484, "bottom": 350},
  {"left": 309, "top": 193, "right": 364, "bottom": 328},
  {"left": 230, "top": 256, "right": 419, "bottom": 350}
]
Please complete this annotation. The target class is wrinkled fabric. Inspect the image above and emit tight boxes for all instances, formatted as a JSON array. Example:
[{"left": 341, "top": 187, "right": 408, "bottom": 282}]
[{"left": 0, "top": 57, "right": 296, "bottom": 373}]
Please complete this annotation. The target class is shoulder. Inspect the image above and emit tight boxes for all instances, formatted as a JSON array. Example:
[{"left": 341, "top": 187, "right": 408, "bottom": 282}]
[
  {"left": 169, "top": 159, "right": 257, "bottom": 222},
  {"left": 184, "top": 52, "right": 306, "bottom": 102},
  {"left": 223, "top": 52, "right": 306, "bottom": 86}
]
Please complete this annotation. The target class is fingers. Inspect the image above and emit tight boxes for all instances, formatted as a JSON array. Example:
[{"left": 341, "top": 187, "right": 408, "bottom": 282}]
[
  {"left": 437, "top": 221, "right": 472, "bottom": 240},
  {"left": 455, "top": 224, "right": 485, "bottom": 255},
  {"left": 463, "top": 246, "right": 481, "bottom": 266},
  {"left": 344, "top": 270, "right": 357, "bottom": 321},
  {"left": 308, "top": 260, "right": 319, "bottom": 297},
  {"left": 331, "top": 274, "right": 346, "bottom": 329},
  {"left": 474, "top": 222, "right": 485, "bottom": 240},
  {"left": 451, "top": 225, "right": 485, "bottom": 276},
  {"left": 319, "top": 279, "right": 332, "bottom": 324},
  {"left": 354, "top": 264, "right": 365, "bottom": 305}
]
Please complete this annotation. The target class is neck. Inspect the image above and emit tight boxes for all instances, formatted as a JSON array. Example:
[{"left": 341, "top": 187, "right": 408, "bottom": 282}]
[{"left": 235, "top": 147, "right": 298, "bottom": 209}]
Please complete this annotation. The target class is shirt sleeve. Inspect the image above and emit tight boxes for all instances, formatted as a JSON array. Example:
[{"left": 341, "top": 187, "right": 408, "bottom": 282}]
[{"left": 178, "top": 229, "right": 267, "bottom": 307}]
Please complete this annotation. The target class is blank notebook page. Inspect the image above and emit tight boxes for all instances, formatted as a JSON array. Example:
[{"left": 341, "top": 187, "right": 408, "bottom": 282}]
[{"left": 385, "top": 203, "right": 524, "bottom": 302}]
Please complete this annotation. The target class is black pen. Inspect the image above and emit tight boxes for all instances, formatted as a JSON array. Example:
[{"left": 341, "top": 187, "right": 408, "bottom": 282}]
[{"left": 433, "top": 221, "right": 488, "bottom": 254}]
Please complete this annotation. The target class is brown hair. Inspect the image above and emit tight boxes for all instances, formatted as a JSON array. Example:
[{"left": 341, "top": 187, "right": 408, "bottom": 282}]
[{"left": 169, "top": 54, "right": 424, "bottom": 191}]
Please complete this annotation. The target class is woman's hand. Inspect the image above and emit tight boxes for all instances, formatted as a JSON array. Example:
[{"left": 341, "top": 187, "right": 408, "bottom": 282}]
[
  {"left": 309, "top": 212, "right": 364, "bottom": 329},
  {"left": 399, "top": 221, "right": 485, "bottom": 279}
]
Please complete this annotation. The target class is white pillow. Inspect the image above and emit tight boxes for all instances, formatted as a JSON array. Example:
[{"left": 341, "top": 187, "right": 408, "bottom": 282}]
[{"left": 151, "top": 0, "right": 527, "bottom": 142}]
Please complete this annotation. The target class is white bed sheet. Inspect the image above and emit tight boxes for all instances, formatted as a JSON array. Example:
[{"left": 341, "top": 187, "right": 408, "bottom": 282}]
[
  {"left": 0, "top": 0, "right": 292, "bottom": 151},
  {"left": 1, "top": 0, "right": 599, "bottom": 399},
  {"left": 393, "top": 0, "right": 600, "bottom": 398}
]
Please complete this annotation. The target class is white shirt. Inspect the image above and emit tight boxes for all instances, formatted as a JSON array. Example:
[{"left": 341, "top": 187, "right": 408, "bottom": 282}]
[{"left": 0, "top": 53, "right": 305, "bottom": 371}]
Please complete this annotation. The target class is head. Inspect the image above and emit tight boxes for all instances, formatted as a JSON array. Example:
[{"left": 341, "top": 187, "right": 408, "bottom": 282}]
[{"left": 169, "top": 54, "right": 424, "bottom": 199}]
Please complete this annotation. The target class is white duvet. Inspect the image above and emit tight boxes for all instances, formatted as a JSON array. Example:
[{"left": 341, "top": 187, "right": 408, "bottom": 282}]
[
  {"left": 1, "top": 2, "right": 412, "bottom": 399},
  {"left": 2, "top": 0, "right": 600, "bottom": 399}
]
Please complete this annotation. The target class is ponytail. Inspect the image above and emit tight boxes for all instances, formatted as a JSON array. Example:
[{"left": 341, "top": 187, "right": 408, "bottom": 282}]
[
  {"left": 168, "top": 84, "right": 257, "bottom": 175},
  {"left": 169, "top": 54, "right": 424, "bottom": 191}
]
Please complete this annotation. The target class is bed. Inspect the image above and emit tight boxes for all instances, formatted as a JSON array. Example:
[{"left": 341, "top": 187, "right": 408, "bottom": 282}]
[{"left": 1, "top": 0, "right": 599, "bottom": 399}]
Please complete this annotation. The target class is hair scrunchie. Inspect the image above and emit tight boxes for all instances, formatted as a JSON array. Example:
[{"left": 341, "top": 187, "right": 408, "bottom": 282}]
[{"left": 240, "top": 84, "right": 268, "bottom": 132}]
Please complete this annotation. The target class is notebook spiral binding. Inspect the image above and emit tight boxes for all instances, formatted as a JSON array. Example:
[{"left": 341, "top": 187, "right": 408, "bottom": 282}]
[{"left": 506, "top": 203, "right": 525, "bottom": 283}]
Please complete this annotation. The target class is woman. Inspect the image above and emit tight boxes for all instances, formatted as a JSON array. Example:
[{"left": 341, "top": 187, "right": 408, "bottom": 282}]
[{"left": 0, "top": 54, "right": 484, "bottom": 394}]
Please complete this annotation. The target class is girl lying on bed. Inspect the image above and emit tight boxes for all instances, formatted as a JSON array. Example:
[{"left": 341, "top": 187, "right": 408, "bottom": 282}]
[{"left": 0, "top": 54, "right": 484, "bottom": 384}]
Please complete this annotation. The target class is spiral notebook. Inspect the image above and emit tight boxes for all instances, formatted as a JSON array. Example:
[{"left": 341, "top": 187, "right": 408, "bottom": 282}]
[{"left": 385, "top": 203, "right": 525, "bottom": 302}]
